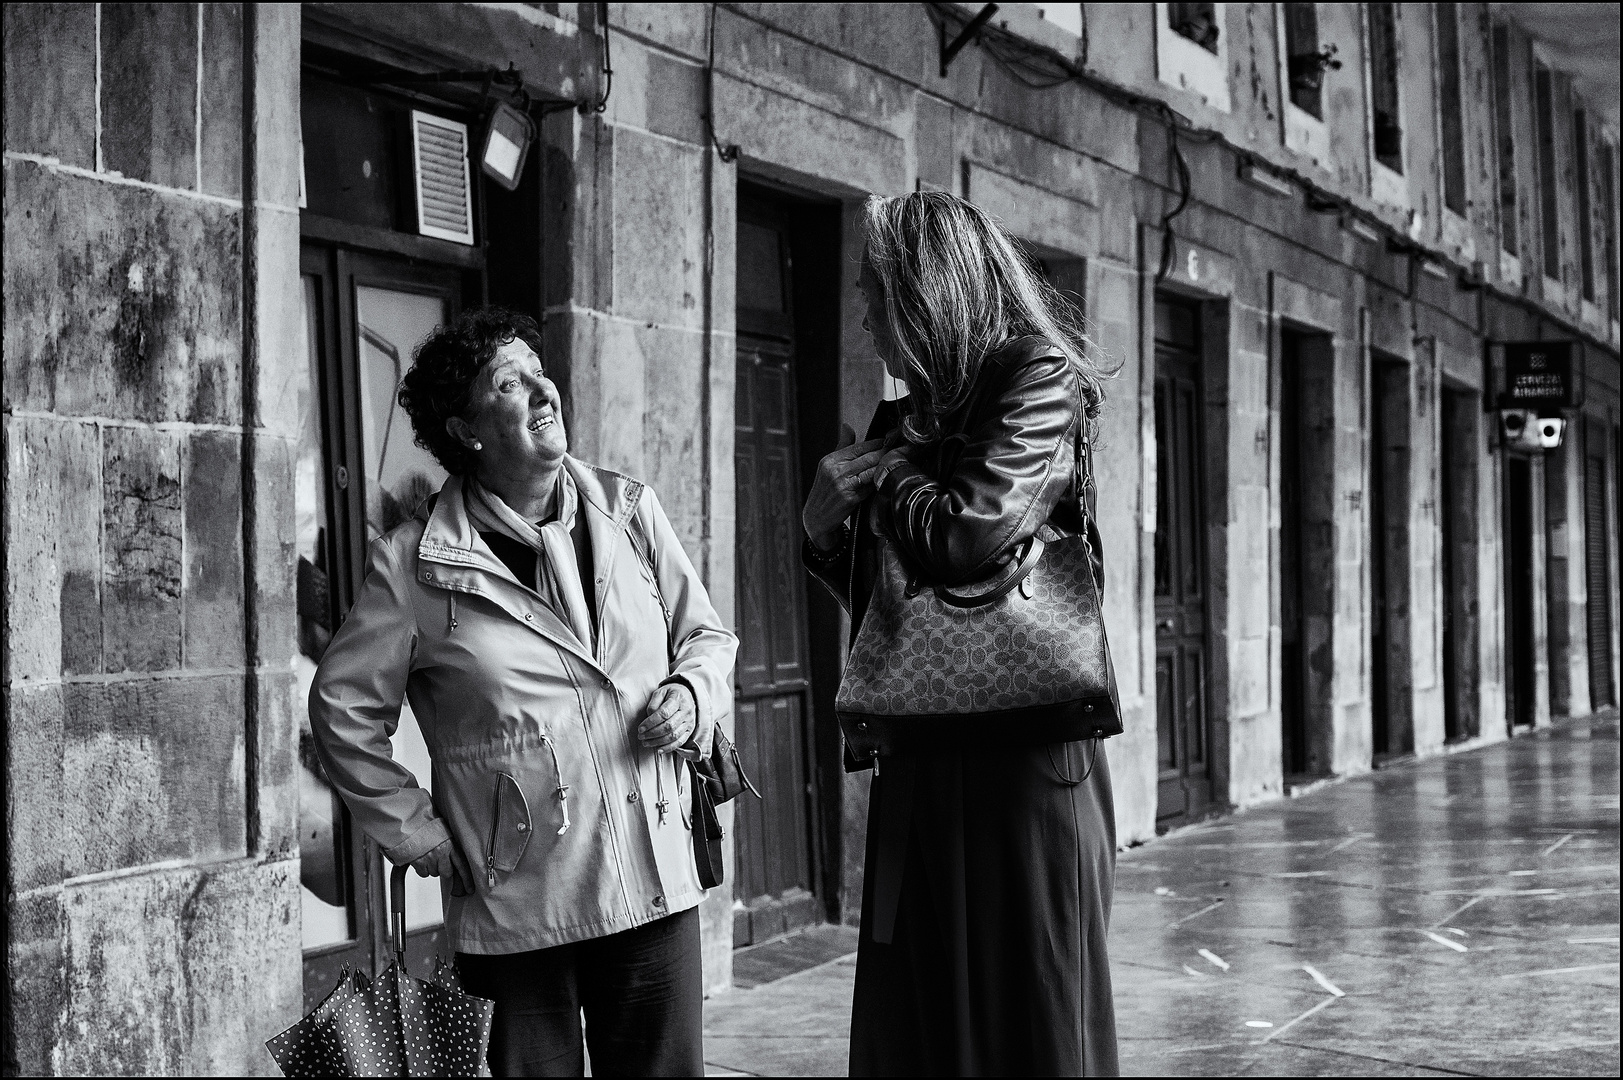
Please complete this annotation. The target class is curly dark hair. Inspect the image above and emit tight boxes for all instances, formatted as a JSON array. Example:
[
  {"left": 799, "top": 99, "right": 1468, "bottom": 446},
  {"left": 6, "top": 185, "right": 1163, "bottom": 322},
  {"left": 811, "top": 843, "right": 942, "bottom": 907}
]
[{"left": 396, "top": 307, "right": 547, "bottom": 476}]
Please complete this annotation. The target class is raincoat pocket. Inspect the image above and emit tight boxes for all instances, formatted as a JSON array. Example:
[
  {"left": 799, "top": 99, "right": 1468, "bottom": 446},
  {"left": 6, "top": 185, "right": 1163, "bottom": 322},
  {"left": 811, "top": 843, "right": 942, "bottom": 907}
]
[{"left": 484, "top": 772, "right": 533, "bottom": 889}]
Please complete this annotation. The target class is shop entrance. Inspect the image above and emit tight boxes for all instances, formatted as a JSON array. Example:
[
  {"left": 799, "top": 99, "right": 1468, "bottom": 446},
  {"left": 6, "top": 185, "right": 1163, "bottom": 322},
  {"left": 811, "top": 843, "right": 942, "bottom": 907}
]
[
  {"left": 731, "top": 184, "right": 843, "bottom": 944},
  {"left": 1279, "top": 328, "right": 1335, "bottom": 778},
  {"left": 1153, "top": 296, "right": 1214, "bottom": 826},
  {"left": 1503, "top": 456, "right": 1539, "bottom": 729}
]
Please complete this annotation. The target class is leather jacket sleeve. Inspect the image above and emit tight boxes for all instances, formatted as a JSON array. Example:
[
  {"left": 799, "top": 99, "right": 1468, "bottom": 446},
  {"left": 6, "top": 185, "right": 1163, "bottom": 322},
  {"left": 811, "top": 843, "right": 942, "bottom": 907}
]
[{"left": 875, "top": 341, "right": 1081, "bottom": 586}]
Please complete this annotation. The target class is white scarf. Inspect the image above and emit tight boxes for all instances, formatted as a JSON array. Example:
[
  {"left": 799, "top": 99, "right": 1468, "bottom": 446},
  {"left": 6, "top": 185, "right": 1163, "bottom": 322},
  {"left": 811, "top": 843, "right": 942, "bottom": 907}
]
[{"left": 464, "top": 470, "right": 594, "bottom": 652}]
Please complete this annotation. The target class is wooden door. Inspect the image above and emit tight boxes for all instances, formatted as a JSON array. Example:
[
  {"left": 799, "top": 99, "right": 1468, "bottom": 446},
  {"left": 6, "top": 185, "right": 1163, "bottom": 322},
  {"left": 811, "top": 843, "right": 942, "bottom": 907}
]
[
  {"left": 732, "top": 207, "right": 822, "bottom": 945},
  {"left": 1153, "top": 297, "right": 1213, "bottom": 826}
]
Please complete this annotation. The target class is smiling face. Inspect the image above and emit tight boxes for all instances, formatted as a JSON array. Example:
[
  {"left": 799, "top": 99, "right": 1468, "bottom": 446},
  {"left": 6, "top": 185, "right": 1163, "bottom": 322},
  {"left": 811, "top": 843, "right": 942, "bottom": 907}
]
[{"left": 447, "top": 338, "right": 567, "bottom": 481}]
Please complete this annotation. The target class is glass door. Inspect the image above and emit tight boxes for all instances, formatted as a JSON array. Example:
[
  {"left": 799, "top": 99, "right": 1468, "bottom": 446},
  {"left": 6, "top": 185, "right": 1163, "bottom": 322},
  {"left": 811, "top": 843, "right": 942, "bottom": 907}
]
[{"left": 298, "top": 242, "right": 460, "bottom": 1007}]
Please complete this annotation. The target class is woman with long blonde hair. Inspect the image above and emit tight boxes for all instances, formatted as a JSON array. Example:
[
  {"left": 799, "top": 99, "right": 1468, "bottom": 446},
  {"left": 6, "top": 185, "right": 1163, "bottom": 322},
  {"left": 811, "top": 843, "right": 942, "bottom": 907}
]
[{"left": 802, "top": 191, "right": 1120, "bottom": 1075}]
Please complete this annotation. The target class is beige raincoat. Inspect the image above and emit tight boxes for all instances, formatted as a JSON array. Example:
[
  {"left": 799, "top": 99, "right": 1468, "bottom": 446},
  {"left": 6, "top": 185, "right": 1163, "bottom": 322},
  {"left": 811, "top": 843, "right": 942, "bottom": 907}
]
[{"left": 308, "top": 458, "right": 737, "bottom": 954}]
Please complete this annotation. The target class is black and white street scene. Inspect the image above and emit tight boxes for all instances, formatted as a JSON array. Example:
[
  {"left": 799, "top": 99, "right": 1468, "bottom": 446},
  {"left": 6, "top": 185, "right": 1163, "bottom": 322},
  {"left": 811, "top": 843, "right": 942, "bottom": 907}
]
[{"left": 4, "top": 3, "right": 1619, "bottom": 1077}]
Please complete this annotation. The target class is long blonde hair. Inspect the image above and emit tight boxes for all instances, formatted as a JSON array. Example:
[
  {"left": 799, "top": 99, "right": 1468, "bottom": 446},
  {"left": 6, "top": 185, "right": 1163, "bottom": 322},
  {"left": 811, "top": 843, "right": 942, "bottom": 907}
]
[{"left": 862, "top": 191, "right": 1107, "bottom": 443}]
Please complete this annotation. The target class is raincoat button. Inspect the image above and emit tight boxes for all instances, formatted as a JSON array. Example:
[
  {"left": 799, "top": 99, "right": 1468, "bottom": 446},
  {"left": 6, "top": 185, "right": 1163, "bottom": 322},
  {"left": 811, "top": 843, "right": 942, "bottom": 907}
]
[
  {"left": 516, "top": 822, "right": 528, "bottom": 832},
  {"left": 653, "top": 895, "right": 666, "bottom": 908},
  {"left": 423, "top": 572, "right": 433, "bottom": 581},
  {"left": 524, "top": 613, "right": 534, "bottom": 621},
  {"left": 628, "top": 791, "right": 640, "bottom": 803},
  {"left": 602, "top": 677, "right": 613, "bottom": 689}
]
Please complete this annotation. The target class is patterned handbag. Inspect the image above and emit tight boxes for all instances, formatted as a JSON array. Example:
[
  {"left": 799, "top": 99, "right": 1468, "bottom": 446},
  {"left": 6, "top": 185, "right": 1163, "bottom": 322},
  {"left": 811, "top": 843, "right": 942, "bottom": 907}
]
[{"left": 835, "top": 422, "right": 1122, "bottom": 760}]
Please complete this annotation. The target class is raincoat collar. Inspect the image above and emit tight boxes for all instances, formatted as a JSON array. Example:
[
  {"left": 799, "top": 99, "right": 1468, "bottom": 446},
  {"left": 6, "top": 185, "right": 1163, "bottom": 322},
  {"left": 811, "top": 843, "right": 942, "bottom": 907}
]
[{"left": 414, "top": 460, "right": 647, "bottom": 667}]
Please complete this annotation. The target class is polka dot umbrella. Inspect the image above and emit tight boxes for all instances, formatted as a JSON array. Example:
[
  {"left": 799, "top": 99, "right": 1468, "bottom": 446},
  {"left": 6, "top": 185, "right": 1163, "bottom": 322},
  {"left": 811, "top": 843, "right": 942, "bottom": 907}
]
[{"left": 267, "top": 864, "right": 495, "bottom": 1077}]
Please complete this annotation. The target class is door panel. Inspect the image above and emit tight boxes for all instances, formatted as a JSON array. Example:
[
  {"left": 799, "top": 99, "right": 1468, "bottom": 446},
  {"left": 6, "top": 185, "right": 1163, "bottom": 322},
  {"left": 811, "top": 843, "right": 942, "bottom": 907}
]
[
  {"left": 733, "top": 197, "right": 823, "bottom": 944},
  {"left": 1153, "top": 296, "right": 1213, "bottom": 827}
]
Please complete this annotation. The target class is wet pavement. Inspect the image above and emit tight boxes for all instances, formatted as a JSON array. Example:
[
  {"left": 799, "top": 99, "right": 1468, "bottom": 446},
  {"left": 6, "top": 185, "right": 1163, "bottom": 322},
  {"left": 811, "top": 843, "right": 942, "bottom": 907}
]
[{"left": 701, "top": 713, "right": 1620, "bottom": 1076}]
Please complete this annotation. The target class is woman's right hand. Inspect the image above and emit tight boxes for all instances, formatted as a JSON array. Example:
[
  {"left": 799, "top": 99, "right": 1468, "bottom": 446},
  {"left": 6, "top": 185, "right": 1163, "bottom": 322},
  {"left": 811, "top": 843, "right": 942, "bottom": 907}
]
[
  {"left": 411, "top": 838, "right": 475, "bottom": 897},
  {"left": 804, "top": 424, "right": 887, "bottom": 551}
]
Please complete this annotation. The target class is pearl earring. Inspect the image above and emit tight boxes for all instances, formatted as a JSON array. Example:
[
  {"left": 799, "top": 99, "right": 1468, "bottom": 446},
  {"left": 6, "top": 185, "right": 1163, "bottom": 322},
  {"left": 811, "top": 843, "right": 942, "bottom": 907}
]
[{"left": 473, "top": 441, "right": 483, "bottom": 450}]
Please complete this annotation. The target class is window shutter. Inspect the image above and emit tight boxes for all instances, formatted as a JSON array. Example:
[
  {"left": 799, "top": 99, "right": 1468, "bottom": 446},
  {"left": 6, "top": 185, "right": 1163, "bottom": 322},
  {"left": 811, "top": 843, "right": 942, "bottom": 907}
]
[{"left": 411, "top": 110, "right": 475, "bottom": 246}]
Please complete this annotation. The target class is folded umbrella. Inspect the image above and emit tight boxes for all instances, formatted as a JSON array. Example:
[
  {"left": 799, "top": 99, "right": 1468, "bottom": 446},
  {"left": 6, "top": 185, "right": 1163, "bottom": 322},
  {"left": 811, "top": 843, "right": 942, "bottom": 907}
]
[{"left": 268, "top": 864, "right": 495, "bottom": 1077}]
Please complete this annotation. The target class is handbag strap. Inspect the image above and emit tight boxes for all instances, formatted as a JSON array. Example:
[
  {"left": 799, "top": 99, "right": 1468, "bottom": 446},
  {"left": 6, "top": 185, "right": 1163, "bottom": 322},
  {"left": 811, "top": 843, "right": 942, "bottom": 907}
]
[{"left": 933, "top": 536, "right": 1046, "bottom": 608}]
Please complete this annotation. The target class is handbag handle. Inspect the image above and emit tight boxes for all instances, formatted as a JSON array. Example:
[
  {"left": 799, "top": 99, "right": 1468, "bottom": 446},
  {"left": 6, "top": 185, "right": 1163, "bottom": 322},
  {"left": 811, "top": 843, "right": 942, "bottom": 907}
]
[
  {"left": 930, "top": 535, "right": 1046, "bottom": 608},
  {"left": 912, "top": 406, "right": 1091, "bottom": 610}
]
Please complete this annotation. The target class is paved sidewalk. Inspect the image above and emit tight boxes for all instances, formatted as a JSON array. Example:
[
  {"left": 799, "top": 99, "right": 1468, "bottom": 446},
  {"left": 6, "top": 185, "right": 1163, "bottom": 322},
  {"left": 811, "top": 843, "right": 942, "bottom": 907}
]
[{"left": 702, "top": 713, "right": 1619, "bottom": 1076}]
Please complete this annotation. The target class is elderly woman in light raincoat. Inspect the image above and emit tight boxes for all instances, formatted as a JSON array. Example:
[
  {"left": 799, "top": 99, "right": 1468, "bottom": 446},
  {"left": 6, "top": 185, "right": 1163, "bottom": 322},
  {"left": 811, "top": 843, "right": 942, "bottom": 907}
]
[{"left": 308, "top": 307, "right": 737, "bottom": 1078}]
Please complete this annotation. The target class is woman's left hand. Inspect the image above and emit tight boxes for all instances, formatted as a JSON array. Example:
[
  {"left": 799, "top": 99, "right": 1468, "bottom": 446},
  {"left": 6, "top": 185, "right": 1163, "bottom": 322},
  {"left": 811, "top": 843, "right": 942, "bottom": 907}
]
[{"left": 638, "top": 683, "right": 697, "bottom": 753}]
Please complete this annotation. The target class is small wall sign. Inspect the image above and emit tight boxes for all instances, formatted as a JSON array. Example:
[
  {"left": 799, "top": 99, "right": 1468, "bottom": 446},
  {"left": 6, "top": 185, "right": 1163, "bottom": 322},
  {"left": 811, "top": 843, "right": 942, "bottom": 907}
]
[{"left": 1500, "top": 341, "right": 1577, "bottom": 409}]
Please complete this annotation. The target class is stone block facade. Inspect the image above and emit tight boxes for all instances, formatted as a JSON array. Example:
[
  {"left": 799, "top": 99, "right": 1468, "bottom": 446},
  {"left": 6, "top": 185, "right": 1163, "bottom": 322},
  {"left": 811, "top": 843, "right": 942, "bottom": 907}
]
[
  {"left": 5, "top": 3, "right": 302, "bottom": 1073},
  {"left": 6, "top": 2, "right": 1620, "bottom": 1073}
]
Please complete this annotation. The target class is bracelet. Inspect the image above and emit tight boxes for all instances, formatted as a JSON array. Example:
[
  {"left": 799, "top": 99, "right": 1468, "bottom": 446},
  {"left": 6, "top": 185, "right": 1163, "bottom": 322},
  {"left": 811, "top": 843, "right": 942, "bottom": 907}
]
[{"left": 804, "top": 521, "right": 850, "bottom": 566}]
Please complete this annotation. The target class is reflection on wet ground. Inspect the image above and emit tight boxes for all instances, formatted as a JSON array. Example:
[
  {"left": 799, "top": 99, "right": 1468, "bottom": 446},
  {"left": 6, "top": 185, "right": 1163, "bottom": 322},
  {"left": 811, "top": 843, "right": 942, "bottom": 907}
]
[
  {"left": 701, "top": 714, "right": 1619, "bottom": 1077},
  {"left": 1115, "top": 713, "right": 1619, "bottom": 1077}
]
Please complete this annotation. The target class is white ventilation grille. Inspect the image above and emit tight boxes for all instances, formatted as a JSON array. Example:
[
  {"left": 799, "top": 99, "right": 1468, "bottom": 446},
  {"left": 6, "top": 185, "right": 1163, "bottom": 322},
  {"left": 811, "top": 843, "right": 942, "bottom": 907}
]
[{"left": 411, "top": 111, "right": 474, "bottom": 245}]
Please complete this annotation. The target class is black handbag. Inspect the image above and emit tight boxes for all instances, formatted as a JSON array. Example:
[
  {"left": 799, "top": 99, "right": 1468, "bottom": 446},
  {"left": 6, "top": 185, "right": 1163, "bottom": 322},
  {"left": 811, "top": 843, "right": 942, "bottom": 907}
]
[
  {"left": 625, "top": 499, "right": 760, "bottom": 889},
  {"left": 835, "top": 417, "right": 1122, "bottom": 759},
  {"left": 687, "top": 727, "right": 760, "bottom": 889}
]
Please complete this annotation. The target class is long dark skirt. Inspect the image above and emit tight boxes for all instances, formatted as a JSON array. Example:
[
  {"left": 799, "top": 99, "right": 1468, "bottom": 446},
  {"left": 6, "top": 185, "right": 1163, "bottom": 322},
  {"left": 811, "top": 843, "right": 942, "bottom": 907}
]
[{"left": 848, "top": 740, "right": 1118, "bottom": 1077}]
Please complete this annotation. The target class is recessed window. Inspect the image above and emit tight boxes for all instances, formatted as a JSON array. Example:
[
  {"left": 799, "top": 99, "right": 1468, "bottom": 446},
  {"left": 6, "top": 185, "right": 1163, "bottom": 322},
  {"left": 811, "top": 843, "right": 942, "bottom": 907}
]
[
  {"left": 1436, "top": 3, "right": 1466, "bottom": 216},
  {"left": 1283, "top": 4, "right": 1333, "bottom": 120},
  {"left": 1368, "top": 3, "right": 1403, "bottom": 174},
  {"left": 1491, "top": 23, "right": 1518, "bottom": 256},
  {"left": 1535, "top": 62, "right": 1561, "bottom": 279},
  {"left": 1169, "top": 2, "right": 1220, "bottom": 53},
  {"left": 1157, "top": 3, "right": 1230, "bottom": 112},
  {"left": 1574, "top": 110, "right": 1595, "bottom": 302}
]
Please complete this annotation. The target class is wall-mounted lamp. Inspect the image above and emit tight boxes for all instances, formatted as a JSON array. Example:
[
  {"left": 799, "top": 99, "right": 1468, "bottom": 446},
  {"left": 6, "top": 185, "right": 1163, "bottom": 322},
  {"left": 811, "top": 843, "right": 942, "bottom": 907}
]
[{"left": 480, "top": 100, "right": 535, "bottom": 191}]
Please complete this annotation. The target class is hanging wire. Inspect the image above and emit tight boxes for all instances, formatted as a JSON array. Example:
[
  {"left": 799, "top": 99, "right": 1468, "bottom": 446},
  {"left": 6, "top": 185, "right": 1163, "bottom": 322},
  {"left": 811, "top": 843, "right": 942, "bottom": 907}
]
[
  {"left": 593, "top": 1, "right": 613, "bottom": 113},
  {"left": 706, "top": 3, "right": 740, "bottom": 163},
  {"left": 917, "top": 3, "right": 1596, "bottom": 347},
  {"left": 1156, "top": 122, "right": 1193, "bottom": 284}
]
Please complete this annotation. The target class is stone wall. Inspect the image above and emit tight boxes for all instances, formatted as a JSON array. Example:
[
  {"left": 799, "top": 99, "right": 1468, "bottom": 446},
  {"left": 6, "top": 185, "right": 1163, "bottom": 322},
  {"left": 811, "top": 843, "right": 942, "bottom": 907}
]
[{"left": 4, "top": 4, "right": 303, "bottom": 1073}]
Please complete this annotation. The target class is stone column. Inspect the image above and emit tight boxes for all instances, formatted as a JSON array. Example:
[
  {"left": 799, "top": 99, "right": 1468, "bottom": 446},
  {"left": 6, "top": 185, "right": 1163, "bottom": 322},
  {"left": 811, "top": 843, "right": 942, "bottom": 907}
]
[{"left": 1544, "top": 428, "right": 1595, "bottom": 718}]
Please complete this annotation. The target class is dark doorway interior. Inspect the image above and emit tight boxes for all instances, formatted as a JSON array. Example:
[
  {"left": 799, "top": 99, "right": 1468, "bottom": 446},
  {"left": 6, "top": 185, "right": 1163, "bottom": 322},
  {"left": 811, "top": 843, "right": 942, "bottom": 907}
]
[
  {"left": 1440, "top": 388, "right": 1481, "bottom": 741},
  {"left": 1153, "top": 295, "right": 1214, "bottom": 828},
  {"left": 1584, "top": 417, "right": 1616, "bottom": 709},
  {"left": 1279, "top": 328, "right": 1335, "bottom": 777},
  {"left": 732, "top": 183, "right": 841, "bottom": 945},
  {"left": 1504, "top": 455, "right": 1538, "bottom": 729},
  {"left": 1370, "top": 360, "right": 1401, "bottom": 756}
]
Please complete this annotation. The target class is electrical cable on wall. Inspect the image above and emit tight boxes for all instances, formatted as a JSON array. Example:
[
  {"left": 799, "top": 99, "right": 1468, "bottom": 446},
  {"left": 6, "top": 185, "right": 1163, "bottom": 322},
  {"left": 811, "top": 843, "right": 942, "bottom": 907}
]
[
  {"left": 921, "top": 2, "right": 1569, "bottom": 328},
  {"left": 706, "top": 3, "right": 740, "bottom": 163},
  {"left": 592, "top": 1, "right": 613, "bottom": 113}
]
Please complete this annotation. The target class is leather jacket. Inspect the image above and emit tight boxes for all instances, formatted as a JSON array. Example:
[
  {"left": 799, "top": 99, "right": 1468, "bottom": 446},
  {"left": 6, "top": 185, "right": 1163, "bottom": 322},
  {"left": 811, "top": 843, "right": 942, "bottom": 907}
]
[{"left": 804, "top": 336, "right": 1116, "bottom": 766}]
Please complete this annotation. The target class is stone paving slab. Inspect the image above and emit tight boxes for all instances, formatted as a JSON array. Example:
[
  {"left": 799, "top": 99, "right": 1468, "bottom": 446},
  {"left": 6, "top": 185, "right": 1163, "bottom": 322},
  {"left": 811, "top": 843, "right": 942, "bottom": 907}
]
[{"left": 701, "top": 715, "right": 1620, "bottom": 1077}]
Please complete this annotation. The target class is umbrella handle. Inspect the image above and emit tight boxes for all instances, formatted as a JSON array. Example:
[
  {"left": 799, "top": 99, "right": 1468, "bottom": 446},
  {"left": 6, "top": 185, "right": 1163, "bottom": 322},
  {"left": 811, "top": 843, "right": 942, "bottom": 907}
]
[{"left": 390, "top": 862, "right": 409, "bottom": 973}]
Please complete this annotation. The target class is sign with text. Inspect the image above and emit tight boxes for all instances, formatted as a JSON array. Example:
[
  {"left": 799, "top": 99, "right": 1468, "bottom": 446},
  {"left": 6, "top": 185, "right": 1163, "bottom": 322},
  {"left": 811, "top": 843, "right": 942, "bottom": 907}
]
[{"left": 1500, "top": 341, "right": 1576, "bottom": 409}]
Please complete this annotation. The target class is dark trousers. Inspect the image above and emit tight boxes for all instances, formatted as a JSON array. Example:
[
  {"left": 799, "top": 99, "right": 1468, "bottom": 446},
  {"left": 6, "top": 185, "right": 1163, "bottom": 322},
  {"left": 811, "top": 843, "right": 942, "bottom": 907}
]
[{"left": 456, "top": 907, "right": 703, "bottom": 1077}]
